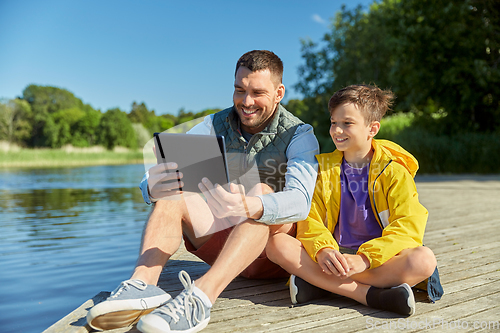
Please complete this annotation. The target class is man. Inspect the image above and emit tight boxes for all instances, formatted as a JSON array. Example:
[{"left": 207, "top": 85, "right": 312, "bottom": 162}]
[{"left": 87, "top": 50, "right": 319, "bottom": 333}]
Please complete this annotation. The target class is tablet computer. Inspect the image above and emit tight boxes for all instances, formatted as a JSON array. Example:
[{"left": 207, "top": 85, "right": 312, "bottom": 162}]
[{"left": 153, "top": 133, "right": 230, "bottom": 193}]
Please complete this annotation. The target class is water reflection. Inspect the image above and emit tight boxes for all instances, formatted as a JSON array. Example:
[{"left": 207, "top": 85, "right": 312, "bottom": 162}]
[
  {"left": 0, "top": 187, "right": 144, "bottom": 216},
  {"left": 0, "top": 165, "right": 150, "bottom": 333}
]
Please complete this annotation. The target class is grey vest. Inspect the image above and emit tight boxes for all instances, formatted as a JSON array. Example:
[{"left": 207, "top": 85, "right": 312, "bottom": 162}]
[{"left": 212, "top": 104, "right": 304, "bottom": 192}]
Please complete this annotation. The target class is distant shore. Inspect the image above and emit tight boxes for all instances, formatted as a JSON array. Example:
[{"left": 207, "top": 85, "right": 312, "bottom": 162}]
[{"left": 0, "top": 143, "right": 144, "bottom": 168}]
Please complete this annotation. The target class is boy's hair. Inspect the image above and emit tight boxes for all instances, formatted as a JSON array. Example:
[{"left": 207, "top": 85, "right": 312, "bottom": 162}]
[
  {"left": 328, "top": 85, "right": 395, "bottom": 124},
  {"left": 235, "top": 50, "right": 283, "bottom": 86}
]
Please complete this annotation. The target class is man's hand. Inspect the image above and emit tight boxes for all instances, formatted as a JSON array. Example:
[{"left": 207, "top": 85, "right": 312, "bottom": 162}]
[
  {"left": 316, "top": 248, "right": 350, "bottom": 278},
  {"left": 342, "top": 253, "right": 370, "bottom": 277},
  {"left": 198, "top": 178, "right": 263, "bottom": 220},
  {"left": 147, "top": 162, "right": 183, "bottom": 200}
]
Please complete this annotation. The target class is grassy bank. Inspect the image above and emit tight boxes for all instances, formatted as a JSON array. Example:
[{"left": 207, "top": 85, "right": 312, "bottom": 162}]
[
  {"left": 376, "top": 113, "right": 500, "bottom": 174},
  {"left": 0, "top": 144, "right": 143, "bottom": 168}
]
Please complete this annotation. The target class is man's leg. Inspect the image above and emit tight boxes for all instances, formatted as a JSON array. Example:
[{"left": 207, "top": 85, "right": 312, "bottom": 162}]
[
  {"left": 194, "top": 183, "right": 290, "bottom": 303},
  {"left": 132, "top": 193, "right": 214, "bottom": 285},
  {"left": 195, "top": 219, "right": 291, "bottom": 303},
  {"left": 88, "top": 193, "right": 215, "bottom": 331},
  {"left": 137, "top": 184, "right": 293, "bottom": 333}
]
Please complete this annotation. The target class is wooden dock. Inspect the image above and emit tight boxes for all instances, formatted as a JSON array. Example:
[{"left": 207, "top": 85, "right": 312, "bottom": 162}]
[{"left": 44, "top": 175, "right": 500, "bottom": 332}]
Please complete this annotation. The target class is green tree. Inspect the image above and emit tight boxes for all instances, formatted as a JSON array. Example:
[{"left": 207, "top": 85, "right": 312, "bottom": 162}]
[
  {"left": 160, "top": 114, "right": 177, "bottom": 130},
  {"left": 295, "top": 4, "right": 394, "bottom": 98},
  {"left": 0, "top": 99, "right": 33, "bottom": 144},
  {"left": 294, "top": 0, "right": 500, "bottom": 134},
  {"left": 132, "top": 123, "right": 151, "bottom": 148},
  {"left": 157, "top": 116, "right": 175, "bottom": 132},
  {"left": 99, "top": 108, "right": 137, "bottom": 150},
  {"left": 22, "top": 84, "right": 85, "bottom": 114},
  {"left": 71, "top": 107, "right": 102, "bottom": 147},
  {"left": 21, "top": 85, "right": 89, "bottom": 146},
  {"left": 194, "top": 108, "right": 221, "bottom": 118},
  {"left": 177, "top": 108, "right": 194, "bottom": 124},
  {"left": 285, "top": 96, "right": 334, "bottom": 152},
  {"left": 176, "top": 108, "right": 220, "bottom": 125},
  {"left": 51, "top": 107, "right": 86, "bottom": 147},
  {"left": 42, "top": 115, "right": 60, "bottom": 148},
  {"left": 128, "top": 102, "right": 165, "bottom": 134}
]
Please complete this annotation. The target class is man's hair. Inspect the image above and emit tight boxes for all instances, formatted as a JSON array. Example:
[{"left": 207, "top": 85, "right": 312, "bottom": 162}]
[
  {"left": 235, "top": 50, "right": 283, "bottom": 85},
  {"left": 328, "top": 85, "right": 395, "bottom": 124}
]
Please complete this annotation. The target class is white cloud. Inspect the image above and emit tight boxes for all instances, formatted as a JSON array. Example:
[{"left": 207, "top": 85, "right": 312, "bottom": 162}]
[{"left": 312, "top": 14, "right": 326, "bottom": 25}]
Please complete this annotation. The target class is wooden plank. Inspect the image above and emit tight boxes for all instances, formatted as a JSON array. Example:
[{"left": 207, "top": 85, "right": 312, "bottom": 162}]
[
  {"left": 459, "top": 307, "right": 500, "bottom": 331},
  {"left": 423, "top": 217, "right": 500, "bottom": 242},
  {"left": 351, "top": 279, "right": 500, "bottom": 333},
  {"left": 205, "top": 257, "right": 500, "bottom": 332},
  {"left": 425, "top": 233, "right": 500, "bottom": 255},
  {"left": 405, "top": 292, "right": 500, "bottom": 333}
]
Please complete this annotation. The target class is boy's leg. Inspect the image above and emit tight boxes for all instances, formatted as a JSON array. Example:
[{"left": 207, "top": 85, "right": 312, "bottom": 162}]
[
  {"left": 267, "top": 233, "right": 431, "bottom": 315},
  {"left": 266, "top": 233, "right": 370, "bottom": 305},
  {"left": 349, "top": 246, "right": 437, "bottom": 288}
]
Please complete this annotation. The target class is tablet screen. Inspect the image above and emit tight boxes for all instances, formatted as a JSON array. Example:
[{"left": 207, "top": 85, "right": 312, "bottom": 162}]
[{"left": 153, "top": 133, "right": 230, "bottom": 193}]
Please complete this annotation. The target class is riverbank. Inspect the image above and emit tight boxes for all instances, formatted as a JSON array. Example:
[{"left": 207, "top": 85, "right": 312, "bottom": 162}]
[{"left": 0, "top": 142, "right": 143, "bottom": 168}]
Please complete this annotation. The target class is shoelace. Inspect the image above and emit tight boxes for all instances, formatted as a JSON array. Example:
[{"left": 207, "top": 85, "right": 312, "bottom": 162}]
[
  {"left": 110, "top": 279, "right": 147, "bottom": 298},
  {"left": 158, "top": 270, "right": 206, "bottom": 327}
]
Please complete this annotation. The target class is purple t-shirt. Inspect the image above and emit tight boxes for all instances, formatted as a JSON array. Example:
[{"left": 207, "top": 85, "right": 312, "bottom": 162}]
[{"left": 334, "top": 159, "right": 382, "bottom": 250}]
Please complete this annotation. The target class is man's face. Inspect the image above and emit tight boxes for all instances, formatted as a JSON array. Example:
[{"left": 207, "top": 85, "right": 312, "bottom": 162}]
[{"left": 233, "top": 67, "right": 285, "bottom": 134}]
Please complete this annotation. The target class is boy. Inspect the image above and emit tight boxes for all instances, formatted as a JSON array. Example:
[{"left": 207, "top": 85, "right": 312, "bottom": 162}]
[{"left": 267, "top": 84, "right": 442, "bottom": 316}]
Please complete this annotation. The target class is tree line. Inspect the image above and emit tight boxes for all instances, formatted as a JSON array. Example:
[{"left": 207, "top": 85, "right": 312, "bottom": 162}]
[
  {"left": 281, "top": 0, "right": 499, "bottom": 173},
  {"left": 286, "top": 0, "right": 499, "bottom": 154},
  {"left": 1, "top": 0, "right": 498, "bottom": 172},
  {"left": 0, "top": 85, "right": 220, "bottom": 150}
]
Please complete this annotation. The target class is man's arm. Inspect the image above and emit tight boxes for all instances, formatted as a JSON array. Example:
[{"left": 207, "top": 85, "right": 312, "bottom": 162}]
[{"left": 256, "top": 124, "right": 319, "bottom": 224}]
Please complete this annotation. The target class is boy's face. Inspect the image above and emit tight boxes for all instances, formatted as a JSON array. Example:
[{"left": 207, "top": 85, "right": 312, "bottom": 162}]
[{"left": 330, "top": 103, "right": 379, "bottom": 160}]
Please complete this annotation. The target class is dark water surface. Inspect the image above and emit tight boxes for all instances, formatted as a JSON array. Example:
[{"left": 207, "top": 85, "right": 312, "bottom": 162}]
[{"left": 0, "top": 165, "right": 151, "bottom": 333}]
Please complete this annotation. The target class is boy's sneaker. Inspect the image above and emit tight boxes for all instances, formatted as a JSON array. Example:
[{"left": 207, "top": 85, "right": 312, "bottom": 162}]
[
  {"left": 138, "top": 270, "right": 211, "bottom": 333},
  {"left": 290, "top": 274, "right": 331, "bottom": 305},
  {"left": 87, "top": 279, "right": 172, "bottom": 331},
  {"left": 366, "top": 283, "right": 416, "bottom": 316}
]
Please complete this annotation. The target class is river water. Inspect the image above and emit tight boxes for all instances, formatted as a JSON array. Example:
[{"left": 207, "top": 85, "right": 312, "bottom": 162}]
[{"left": 0, "top": 164, "right": 151, "bottom": 333}]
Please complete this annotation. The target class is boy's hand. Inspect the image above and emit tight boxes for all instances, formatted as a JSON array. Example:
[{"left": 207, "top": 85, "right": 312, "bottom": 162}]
[
  {"left": 342, "top": 253, "right": 370, "bottom": 277},
  {"left": 316, "top": 248, "right": 350, "bottom": 278}
]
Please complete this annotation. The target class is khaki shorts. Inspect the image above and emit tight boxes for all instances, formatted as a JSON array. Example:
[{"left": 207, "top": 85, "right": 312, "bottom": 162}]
[{"left": 184, "top": 223, "right": 297, "bottom": 279}]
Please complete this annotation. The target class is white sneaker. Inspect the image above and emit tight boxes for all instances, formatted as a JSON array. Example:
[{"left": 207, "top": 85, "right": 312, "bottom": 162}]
[
  {"left": 87, "top": 279, "right": 171, "bottom": 331},
  {"left": 138, "top": 271, "right": 211, "bottom": 333}
]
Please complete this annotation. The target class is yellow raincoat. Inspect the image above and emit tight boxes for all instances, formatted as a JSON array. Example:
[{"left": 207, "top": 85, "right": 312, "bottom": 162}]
[{"left": 297, "top": 139, "right": 428, "bottom": 269}]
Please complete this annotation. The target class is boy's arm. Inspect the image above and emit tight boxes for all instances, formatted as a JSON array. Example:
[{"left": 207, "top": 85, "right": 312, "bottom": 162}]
[
  {"left": 296, "top": 171, "right": 339, "bottom": 263},
  {"left": 358, "top": 167, "right": 428, "bottom": 269}
]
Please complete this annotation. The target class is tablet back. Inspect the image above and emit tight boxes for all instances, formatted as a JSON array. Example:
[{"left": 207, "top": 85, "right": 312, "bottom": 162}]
[{"left": 153, "top": 133, "right": 230, "bottom": 193}]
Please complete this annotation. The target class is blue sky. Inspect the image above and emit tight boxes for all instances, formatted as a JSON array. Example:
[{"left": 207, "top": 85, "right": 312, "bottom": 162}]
[{"left": 0, "top": 0, "right": 373, "bottom": 115}]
